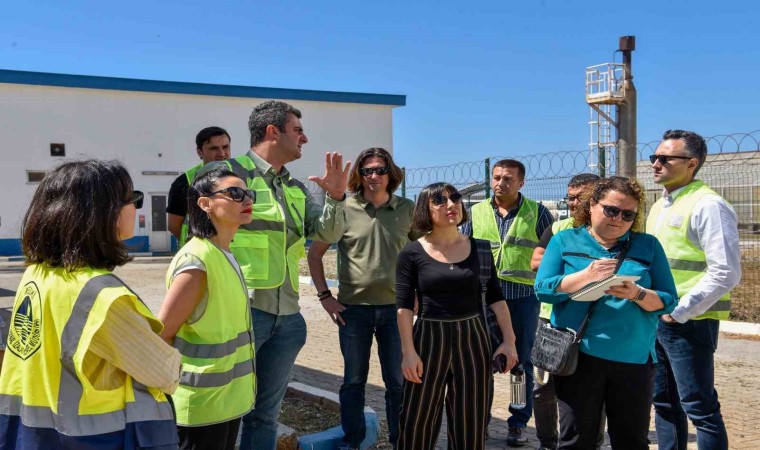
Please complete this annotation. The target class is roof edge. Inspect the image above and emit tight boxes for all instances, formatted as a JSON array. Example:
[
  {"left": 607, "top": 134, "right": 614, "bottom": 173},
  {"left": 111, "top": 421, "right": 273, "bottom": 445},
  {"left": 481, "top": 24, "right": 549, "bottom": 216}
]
[{"left": 0, "top": 69, "right": 406, "bottom": 107}]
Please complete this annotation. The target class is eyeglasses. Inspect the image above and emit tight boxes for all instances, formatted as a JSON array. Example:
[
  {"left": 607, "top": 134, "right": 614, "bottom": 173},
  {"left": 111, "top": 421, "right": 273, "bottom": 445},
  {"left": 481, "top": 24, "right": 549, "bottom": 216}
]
[
  {"left": 649, "top": 154, "right": 693, "bottom": 165},
  {"left": 125, "top": 190, "right": 144, "bottom": 209},
  {"left": 566, "top": 195, "right": 580, "bottom": 202},
  {"left": 430, "top": 191, "right": 463, "bottom": 207},
  {"left": 599, "top": 203, "right": 637, "bottom": 222},
  {"left": 208, "top": 186, "right": 256, "bottom": 203},
  {"left": 359, "top": 166, "right": 389, "bottom": 177}
]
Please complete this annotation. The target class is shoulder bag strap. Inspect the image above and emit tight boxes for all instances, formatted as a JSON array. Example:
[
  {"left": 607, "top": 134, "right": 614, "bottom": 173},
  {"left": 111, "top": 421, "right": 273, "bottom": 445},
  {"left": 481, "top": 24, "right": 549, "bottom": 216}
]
[{"left": 574, "top": 236, "right": 632, "bottom": 341}]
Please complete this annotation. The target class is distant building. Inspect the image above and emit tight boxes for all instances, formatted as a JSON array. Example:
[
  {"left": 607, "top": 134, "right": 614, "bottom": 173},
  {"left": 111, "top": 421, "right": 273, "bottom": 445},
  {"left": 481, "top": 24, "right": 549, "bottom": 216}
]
[{"left": 0, "top": 70, "right": 405, "bottom": 255}]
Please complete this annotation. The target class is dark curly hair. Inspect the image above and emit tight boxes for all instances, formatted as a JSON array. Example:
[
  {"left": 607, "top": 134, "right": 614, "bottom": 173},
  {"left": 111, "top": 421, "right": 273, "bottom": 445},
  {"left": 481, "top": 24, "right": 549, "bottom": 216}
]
[{"left": 572, "top": 176, "right": 646, "bottom": 232}]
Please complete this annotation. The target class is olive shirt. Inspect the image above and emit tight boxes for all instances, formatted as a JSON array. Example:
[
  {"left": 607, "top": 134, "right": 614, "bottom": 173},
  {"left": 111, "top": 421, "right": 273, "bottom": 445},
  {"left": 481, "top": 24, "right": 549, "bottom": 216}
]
[
  {"left": 336, "top": 194, "right": 416, "bottom": 306},
  {"left": 246, "top": 150, "right": 346, "bottom": 315}
]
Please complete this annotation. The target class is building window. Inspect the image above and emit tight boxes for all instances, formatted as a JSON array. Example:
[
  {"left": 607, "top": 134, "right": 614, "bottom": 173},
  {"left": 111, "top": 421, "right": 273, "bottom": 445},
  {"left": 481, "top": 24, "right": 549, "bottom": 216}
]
[
  {"left": 27, "top": 171, "right": 47, "bottom": 183},
  {"left": 50, "top": 143, "right": 65, "bottom": 157}
]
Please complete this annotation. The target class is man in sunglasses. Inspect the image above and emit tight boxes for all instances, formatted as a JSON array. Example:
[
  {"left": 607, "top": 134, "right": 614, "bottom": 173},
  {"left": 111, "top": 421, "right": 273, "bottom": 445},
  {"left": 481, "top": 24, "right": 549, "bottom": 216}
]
[
  {"left": 221, "top": 101, "right": 350, "bottom": 450},
  {"left": 308, "top": 147, "right": 417, "bottom": 450},
  {"left": 529, "top": 172, "right": 602, "bottom": 450},
  {"left": 461, "top": 159, "right": 554, "bottom": 447},
  {"left": 167, "top": 126, "right": 232, "bottom": 247},
  {"left": 647, "top": 130, "right": 740, "bottom": 450}
]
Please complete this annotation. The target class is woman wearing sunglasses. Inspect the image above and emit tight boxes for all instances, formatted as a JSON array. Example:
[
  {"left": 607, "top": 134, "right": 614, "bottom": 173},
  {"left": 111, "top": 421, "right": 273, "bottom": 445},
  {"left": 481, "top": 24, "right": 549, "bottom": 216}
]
[
  {"left": 158, "top": 167, "right": 256, "bottom": 450},
  {"left": 395, "top": 182, "right": 518, "bottom": 450},
  {"left": 535, "top": 176, "right": 678, "bottom": 449},
  {"left": 0, "top": 160, "right": 181, "bottom": 449}
]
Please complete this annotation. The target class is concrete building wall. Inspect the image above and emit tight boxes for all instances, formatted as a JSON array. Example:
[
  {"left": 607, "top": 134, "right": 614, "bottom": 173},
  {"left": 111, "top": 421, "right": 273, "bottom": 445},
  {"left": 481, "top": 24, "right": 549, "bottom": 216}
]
[{"left": 0, "top": 74, "right": 402, "bottom": 255}]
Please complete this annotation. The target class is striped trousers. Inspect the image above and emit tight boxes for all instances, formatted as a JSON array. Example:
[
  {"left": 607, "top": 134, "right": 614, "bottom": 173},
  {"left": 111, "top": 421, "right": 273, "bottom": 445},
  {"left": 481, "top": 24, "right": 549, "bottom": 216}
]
[{"left": 397, "top": 314, "right": 491, "bottom": 450}]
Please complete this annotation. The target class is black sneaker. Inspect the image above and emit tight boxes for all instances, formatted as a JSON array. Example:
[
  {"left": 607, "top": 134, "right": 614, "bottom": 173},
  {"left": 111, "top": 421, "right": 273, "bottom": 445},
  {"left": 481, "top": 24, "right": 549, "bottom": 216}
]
[{"left": 507, "top": 426, "right": 528, "bottom": 447}]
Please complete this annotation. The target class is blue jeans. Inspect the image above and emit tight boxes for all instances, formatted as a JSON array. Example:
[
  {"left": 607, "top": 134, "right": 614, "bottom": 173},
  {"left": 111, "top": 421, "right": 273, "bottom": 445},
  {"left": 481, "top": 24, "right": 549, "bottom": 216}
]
[
  {"left": 338, "top": 304, "right": 403, "bottom": 448},
  {"left": 239, "top": 309, "right": 307, "bottom": 450},
  {"left": 506, "top": 294, "right": 540, "bottom": 429},
  {"left": 653, "top": 319, "right": 728, "bottom": 450}
]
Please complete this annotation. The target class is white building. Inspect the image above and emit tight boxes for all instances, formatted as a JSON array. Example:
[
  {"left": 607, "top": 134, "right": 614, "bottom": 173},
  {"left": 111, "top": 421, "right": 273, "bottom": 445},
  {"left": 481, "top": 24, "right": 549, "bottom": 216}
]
[{"left": 0, "top": 69, "right": 405, "bottom": 255}]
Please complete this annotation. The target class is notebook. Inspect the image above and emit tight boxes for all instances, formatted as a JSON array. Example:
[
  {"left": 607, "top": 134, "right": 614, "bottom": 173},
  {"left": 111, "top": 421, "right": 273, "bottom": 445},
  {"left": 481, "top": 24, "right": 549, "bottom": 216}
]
[{"left": 570, "top": 275, "right": 641, "bottom": 302}]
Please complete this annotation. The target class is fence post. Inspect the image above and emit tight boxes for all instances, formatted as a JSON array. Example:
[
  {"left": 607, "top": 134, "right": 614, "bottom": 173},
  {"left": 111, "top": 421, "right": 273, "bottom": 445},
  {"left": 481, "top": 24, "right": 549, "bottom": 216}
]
[
  {"left": 401, "top": 167, "right": 406, "bottom": 198},
  {"left": 484, "top": 158, "right": 491, "bottom": 200}
]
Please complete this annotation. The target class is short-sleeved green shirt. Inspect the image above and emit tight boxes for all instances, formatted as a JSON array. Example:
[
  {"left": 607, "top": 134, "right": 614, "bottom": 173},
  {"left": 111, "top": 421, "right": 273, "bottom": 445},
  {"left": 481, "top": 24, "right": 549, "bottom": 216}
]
[{"left": 336, "top": 193, "right": 416, "bottom": 306}]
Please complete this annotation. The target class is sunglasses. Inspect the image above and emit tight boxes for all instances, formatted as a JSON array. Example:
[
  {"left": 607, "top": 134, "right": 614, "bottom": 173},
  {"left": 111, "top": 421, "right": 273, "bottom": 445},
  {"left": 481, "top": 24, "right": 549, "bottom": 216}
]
[
  {"left": 649, "top": 154, "right": 693, "bottom": 165},
  {"left": 430, "top": 191, "right": 463, "bottom": 207},
  {"left": 208, "top": 186, "right": 256, "bottom": 203},
  {"left": 599, "top": 203, "right": 637, "bottom": 222},
  {"left": 125, "top": 190, "right": 144, "bottom": 209},
  {"left": 566, "top": 194, "right": 580, "bottom": 202},
  {"left": 359, "top": 166, "right": 389, "bottom": 177}
]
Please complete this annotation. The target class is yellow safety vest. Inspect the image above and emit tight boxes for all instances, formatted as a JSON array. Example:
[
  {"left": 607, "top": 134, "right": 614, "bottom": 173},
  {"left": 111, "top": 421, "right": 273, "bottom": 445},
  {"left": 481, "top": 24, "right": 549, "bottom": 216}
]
[
  {"left": 179, "top": 163, "right": 203, "bottom": 248},
  {"left": 646, "top": 180, "right": 731, "bottom": 320},
  {"left": 471, "top": 197, "right": 539, "bottom": 285},
  {"left": 540, "top": 217, "right": 576, "bottom": 319},
  {"left": 224, "top": 155, "right": 307, "bottom": 290},
  {"left": 0, "top": 265, "right": 175, "bottom": 444},
  {"left": 167, "top": 238, "right": 256, "bottom": 426}
]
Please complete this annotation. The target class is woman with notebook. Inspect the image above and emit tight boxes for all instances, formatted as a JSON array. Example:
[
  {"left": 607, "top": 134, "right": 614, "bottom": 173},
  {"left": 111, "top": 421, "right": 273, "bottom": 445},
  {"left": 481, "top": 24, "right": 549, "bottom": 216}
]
[{"left": 535, "top": 176, "right": 677, "bottom": 449}]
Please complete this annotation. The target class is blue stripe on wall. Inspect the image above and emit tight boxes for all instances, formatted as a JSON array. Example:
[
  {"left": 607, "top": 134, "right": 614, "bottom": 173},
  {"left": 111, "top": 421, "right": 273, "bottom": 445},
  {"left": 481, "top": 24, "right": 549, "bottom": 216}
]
[
  {"left": 0, "top": 69, "right": 406, "bottom": 106},
  {"left": 0, "top": 237, "right": 150, "bottom": 256}
]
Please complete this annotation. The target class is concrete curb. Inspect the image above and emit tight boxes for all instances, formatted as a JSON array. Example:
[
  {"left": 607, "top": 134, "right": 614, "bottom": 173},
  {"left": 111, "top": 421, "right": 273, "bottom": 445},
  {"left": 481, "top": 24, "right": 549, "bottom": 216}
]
[{"left": 288, "top": 382, "right": 379, "bottom": 450}]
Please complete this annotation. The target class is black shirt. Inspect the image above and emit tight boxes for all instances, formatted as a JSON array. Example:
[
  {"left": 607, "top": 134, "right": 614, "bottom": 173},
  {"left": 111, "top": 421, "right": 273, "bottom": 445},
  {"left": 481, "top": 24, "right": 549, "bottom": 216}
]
[
  {"left": 166, "top": 173, "right": 190, "bottom": 216},
  {"left": 396, "top": 237, "right": 503, "bottom": 320}
]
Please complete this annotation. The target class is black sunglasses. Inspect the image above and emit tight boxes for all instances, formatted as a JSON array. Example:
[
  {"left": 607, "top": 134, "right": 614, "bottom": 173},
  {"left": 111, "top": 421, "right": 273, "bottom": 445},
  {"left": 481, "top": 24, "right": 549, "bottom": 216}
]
[
  {"left": 565, "top": 194, "right": 580, "bottom": 202},
  {"left": 208, "top": 186, "right": 256, "bottom": 203},
  {"left": 599, "top": 203, "right": 637, "bottom": 222},
  {"left": 649, "top": 154, "right": 693, "bottom": 165},
  {"left": 359, "top": 166, "right": 389, "bottom": 177},
  {"left": 125, "top": 190, "right": 144, "bottom": 209},
  {"left": 430, "top": 191, "right": 463, "bottom": 207}
]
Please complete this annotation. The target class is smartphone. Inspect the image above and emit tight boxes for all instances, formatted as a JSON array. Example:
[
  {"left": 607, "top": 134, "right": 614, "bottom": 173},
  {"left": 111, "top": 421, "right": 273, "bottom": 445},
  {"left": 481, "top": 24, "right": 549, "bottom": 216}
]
[{"left": 491, "top": 353, "right": 507, "bottom": 373}]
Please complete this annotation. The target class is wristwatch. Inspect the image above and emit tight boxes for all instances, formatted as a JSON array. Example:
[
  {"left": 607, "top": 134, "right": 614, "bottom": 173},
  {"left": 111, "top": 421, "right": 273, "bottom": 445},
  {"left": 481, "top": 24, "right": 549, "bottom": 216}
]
[{"left": 633, "top": 286, "right": 646, "bottom": 302}]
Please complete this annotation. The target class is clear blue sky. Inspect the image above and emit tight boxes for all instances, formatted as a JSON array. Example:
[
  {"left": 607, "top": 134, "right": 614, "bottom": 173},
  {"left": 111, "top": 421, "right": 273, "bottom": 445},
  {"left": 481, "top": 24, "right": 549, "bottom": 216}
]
[{"left": 3, "top": 0, "right": 758, "bottom": 169}]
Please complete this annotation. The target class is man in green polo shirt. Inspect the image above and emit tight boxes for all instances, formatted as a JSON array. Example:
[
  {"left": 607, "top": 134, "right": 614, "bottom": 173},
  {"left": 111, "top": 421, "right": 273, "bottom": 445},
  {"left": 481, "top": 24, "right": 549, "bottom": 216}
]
[{"left": 308, "top": 147, "right": 416, "bottom": 450}]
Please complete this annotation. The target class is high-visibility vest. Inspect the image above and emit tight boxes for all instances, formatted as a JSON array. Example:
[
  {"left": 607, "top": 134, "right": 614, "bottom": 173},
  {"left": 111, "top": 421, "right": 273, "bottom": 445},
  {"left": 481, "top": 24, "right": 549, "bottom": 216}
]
[
  {"left": 471, "top": 197, "right": 539, "bottom": 285},
  {"left": 646, "top": 180, "right": 732, "bottom": 320},
  {"left": 167, "top": 238, "right": 256, "bottom": 426},
  {"left": 179, "top": 163, "right": 203, "bottom": 248},
  {"left": 540, "top": 217, "right": 576, "bottom": 319},
  {"left": 223, "top": 155, "right": 307, "bottom": 290},
  {"left": 0, "top": 266, "right": 176, "bottom": 447}
]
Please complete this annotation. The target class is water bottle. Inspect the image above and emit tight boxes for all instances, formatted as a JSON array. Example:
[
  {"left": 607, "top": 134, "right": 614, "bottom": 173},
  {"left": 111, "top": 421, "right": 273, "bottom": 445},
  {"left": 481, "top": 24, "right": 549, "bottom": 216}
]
[{"left": 509, "top": 364, "right": 526, "bottom": 409}]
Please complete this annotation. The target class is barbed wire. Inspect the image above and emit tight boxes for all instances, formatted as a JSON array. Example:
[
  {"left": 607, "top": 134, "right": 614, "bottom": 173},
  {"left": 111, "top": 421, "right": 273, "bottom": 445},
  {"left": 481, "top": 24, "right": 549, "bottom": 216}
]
[{"left": 403, "top": 130, "right": 760, "bottom": 190}]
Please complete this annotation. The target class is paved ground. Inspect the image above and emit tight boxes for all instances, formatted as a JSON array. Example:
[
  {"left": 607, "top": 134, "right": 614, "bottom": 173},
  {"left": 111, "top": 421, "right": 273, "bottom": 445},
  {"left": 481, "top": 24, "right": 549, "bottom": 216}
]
[{"left": 1, "top": 260, "right": 759, "bottom": 449}]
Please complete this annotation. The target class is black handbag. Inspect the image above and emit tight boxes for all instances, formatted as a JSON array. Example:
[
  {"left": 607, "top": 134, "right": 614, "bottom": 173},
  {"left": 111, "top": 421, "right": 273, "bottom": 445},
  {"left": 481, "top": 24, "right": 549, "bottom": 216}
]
[
  {"left": 531, "top": 237, "right": 631, "bottom": 376},
  {"left": 475, "top": 239, "right": 504, "bottom": 373}
]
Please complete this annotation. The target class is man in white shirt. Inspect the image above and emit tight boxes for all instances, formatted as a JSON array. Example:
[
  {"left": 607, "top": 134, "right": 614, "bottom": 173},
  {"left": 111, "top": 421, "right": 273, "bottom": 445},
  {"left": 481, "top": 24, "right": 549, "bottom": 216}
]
[{"left": 646, "top": 129, "right": 741, "bottom": 450}]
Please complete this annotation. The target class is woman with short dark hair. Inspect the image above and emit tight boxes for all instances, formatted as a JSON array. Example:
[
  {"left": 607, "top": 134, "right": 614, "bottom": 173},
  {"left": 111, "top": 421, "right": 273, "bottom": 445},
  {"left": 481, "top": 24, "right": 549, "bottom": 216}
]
[
  {"left": 158, "top": 167, "right": 256, "bottom": 450},
  {"left": 0, "top": 159, "right": 181, "bottom": 449},
  {"left": 535, "top": 176, "right": 678, "bottom": 449},
  {"left": 395, "top": 182, "right": 518, "bottom": 450}
]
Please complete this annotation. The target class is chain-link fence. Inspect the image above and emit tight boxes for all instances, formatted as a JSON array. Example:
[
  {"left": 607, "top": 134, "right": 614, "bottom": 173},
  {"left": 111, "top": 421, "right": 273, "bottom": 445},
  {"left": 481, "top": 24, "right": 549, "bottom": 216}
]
[{"left": 400, "top": 130, "right": 760, "bottom": 321}]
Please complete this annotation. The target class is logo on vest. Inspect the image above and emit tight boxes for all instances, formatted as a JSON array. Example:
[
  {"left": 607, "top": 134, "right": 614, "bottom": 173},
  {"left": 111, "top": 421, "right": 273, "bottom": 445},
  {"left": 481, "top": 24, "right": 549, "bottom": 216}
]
[{"left": 8, "top": 282, "right": 42, "bottom": 360}]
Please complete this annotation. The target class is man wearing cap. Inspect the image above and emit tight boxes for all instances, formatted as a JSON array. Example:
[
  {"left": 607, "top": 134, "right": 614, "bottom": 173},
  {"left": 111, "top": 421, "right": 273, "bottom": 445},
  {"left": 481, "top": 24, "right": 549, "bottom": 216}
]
[
  {"left": 225, "top": 101, "right": 349, "bottom": 450},
  {"left": 647, "top": 129, "right": 740, "bottom": 450},
  {"left": 167, "top": 126, "right": 232, "bottom": 247}
]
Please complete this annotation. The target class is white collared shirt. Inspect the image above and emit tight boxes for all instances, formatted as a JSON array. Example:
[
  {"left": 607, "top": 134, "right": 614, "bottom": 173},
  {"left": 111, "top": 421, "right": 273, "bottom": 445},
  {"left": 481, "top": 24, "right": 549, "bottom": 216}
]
[{"left": 651, "top": 184, "right": 742, "bottom": 322}]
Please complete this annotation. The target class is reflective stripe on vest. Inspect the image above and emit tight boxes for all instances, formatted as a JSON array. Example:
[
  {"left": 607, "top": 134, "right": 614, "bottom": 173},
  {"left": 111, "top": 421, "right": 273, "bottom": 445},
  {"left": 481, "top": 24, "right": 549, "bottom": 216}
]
[
  {"left": 168, "top": 237, "right": 256, "bottom": 426},
  {"left": 225, "top": 156, "right": 307, "bottom": 290},
  {"left": 0, "top": 271, "right": 174, "bottom": 438},
  {"left": 646, "top": 180, "right": 731, "bottom": 320},
  {"left": 471, "top": 198, "right": 539, "bottom": 284},
  {"left": 540, "top": 218, "right": 575, "bottom": 319},
  {"left": 179, "top": 163, "right": 204, "bottom": 248}
]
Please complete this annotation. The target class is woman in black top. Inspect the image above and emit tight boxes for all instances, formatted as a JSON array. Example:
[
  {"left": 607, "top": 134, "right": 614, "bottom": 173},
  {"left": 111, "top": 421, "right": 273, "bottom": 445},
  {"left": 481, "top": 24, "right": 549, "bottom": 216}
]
[{"left": 395, "top": 182, "right": 518, "bottom": 450}]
